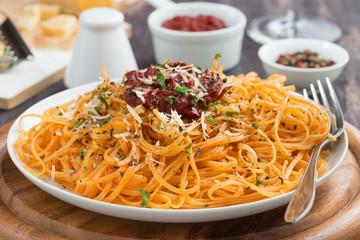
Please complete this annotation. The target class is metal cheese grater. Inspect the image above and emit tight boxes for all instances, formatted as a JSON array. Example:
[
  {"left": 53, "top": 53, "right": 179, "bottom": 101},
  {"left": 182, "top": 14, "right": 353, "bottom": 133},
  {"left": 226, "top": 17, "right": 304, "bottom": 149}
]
[{"left": 0, "top": 11, "right": 33, "bottom": 73}]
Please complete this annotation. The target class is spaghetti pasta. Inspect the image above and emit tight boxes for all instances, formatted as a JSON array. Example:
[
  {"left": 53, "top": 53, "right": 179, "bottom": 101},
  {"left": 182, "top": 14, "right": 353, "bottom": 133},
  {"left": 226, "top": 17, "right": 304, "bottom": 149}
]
[{"left": 14, "top": 62, "right": 331, "bottom": 209}]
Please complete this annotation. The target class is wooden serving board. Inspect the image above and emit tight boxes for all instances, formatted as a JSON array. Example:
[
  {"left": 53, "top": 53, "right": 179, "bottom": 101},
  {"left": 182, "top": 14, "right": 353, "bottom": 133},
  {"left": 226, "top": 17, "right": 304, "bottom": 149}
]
[{"left": 0, "top": 121, "right": 360, "bottom": 239}]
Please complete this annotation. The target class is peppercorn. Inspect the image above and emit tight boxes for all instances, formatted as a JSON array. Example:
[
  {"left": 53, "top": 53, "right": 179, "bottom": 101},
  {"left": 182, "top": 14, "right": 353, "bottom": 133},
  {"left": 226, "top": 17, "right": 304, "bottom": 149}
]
[{"left": 276, "top": 49, "right": 335, "bottom": 68}]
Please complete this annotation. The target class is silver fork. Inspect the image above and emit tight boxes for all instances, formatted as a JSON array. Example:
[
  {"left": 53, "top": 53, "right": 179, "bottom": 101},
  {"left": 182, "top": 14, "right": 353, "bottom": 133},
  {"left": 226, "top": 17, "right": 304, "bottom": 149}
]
[{"left": 284, "top": 78, "right": 345, "bottom": 224}]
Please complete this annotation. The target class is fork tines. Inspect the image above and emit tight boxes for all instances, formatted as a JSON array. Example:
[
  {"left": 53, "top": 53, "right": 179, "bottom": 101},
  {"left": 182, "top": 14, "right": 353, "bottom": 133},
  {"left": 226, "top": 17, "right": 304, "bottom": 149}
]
[{"left": 303, "top": 78, "right": 344, "bottom": 136}]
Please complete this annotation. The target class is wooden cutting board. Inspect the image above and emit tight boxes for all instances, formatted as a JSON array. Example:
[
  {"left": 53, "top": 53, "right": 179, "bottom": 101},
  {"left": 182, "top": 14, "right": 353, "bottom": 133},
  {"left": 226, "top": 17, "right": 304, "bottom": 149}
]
[
  {"left": 0, "top": 0, "right": 134, "bottom": 110},
  {"left": 0, "top": 121, "right": 360, "bottom": 239}
]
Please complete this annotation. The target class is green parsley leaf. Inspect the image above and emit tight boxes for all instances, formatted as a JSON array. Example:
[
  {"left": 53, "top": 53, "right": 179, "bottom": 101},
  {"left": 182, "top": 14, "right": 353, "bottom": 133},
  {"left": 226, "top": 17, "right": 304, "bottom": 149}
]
[
  {"left": 214, "top": 53, "right": 221, "bottom": 60},
  {"left": 80, "top": 151, "right": 86, "bottom": 158},
  {"left": 202, "top": 99, "right": 225, "bottom": 109},
  {"left": 99, "top": 87, "right": 107, "bottom": 96},
  {"left": 184, "top": 142, "right": 193, "bottom": 154},
  {"left": 174, "top": 85, "right": 193, "bottom": 97},
  {"left": 69, "top": 120, "right": 81, "bottom": 130},
  {"left": 138, "top": 189, "right": 150, "bottom": 208},
  {"left": 224, "top": 111, "right": 240, "bottom": 117},
  {"left": 204, "top": 204, "right": 209, "bottom": 208},
  {"left": 99, "top": 117, "right": 112, "bottom": 127},
  {"left": 192, "top": 94, "right": 201, "bottom": 106},
  {"left": 155, "top": 63, "right": 165, "bottom": 67},
  {"left": 207, "top": 116, "right": 219, "bottom": 124},
  {"left": 95, "top": 104, "right": 101, "bottom": 111},
  {"left": 166, "top": 95, "right": 176, "bottom": 104},
  {"left": 252, "top": 122, "right": 259, "bottom": 129},
  {"left": 250, "top": 85, "right": 255, "bottom": 89},
  {"left": 119, "top": 156, "right": 126, "bottom": 161},
  {"left": 98, "top": 87, "right": 109, "bottom": 110},
  {"left": 58, "top": 112, "right": 63, "bottom": 116},
  {"left": 201, "top": 99, "right": 209, "bottom": 108},
  {"left": 156, "top": 71, "right": 167, "bottom": 90},
  {"left": 256, "top": 177, "right": 263, "bottom": 186}
]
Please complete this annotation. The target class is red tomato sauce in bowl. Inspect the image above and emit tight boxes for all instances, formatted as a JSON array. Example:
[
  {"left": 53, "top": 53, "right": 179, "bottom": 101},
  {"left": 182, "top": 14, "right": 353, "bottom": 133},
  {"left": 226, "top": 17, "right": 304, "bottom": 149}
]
[{"left": 161, "top": 15, "right": 226, "bottom": 32}]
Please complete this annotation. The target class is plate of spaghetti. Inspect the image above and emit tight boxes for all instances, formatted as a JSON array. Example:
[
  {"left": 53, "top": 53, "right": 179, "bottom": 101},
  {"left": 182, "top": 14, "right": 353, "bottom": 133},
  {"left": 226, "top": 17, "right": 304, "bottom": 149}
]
[{"left": 7, "top": 59, "right": 348, "bottom": 223}]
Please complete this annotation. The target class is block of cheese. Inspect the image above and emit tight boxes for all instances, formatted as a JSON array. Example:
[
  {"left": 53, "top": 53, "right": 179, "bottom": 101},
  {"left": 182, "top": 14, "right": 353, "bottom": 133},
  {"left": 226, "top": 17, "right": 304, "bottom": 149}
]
[
  {"left": 16, "top": 14, "right": 39, "bottom": 31},
  {"left": 39, "top": 0, "right": 82, "bottom": 15},
  {"left": 24, "top": 4, "right": 60, "bottom": 20},
  {"left": 22, "top": 4, "right": 40, "bottom": 19},
  {"left": 41, "top": 14, "right": 78, "bottom": 37}
]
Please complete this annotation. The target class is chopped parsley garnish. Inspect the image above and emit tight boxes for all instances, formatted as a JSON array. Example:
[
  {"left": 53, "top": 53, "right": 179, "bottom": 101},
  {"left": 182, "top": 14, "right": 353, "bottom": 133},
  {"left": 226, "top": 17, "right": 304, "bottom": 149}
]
[
  {"left": 98, "top": 87, "right": 109, "bottom": 110},
  {"left": 99, "top": 117, "right": 112, "bottom": 127},
  {"left": 207, "top": 116, "right": 219, "bottom": 124},
  {"left": 256, "top": 177, "right": 263, "bottom": 186},
  {"left": 224, "top": 111, "right": 240, "bottom": 117},
  {"left": 252, "top": 122, "right": 259, "bottom": 129},
  {"left": 80, "top": 151, "right": 86, "bottom": 158},
  {"left": 174, "top": 85, "right": 193, "bottom": 97},
  {"left": 192, "top": 94, "right": 201, "bottom": 106},
  {"left": 155, "top": 62, "right": 165, "bottom": 67},
  {"left": 166, "top": 95, "right": 176, "bottom": 104},
  {"left": 58, "top": 112, "right": 63, "bottom": 116},
  {"left": 73, "top": 122, "right": 81, "bottom": 129},
  {"left": 202, "top": 99, "right": 225, "bottom": 109},
  {"left": 184, "top": 142, "right": 193, "bottom": 154},
  {"left": 95, "top": 104, "right": 101, "bottom": 111},
  {"left": 204, "top": 204, "right": 209, "bottom": 208},
  {"left": 250, "top": 85, "right": 255, "bottom": 89},
  {"left": 69, "top": 120, "right": 81, "bottom": 130},
  {"left": 138, "top": 189, "right": 150, "bottom": 208},
  {"left": 119, "top": 156, "right": 126, "bottom": 161},
  {"left": 156, "top": 71, "right": 167, "bottom": 90},
  {"left": 214, "top": 53, "right": 221, "bottom": 60},
  {"left": 291, "top": 113, "right": 297, "bottom": 118}
]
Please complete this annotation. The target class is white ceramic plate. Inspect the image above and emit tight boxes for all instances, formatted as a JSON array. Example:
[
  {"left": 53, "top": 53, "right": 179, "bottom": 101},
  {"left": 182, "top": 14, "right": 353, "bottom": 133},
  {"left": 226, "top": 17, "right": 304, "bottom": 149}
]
[{"left": 7, "top": 82, "right": 348, "bottom": 223}]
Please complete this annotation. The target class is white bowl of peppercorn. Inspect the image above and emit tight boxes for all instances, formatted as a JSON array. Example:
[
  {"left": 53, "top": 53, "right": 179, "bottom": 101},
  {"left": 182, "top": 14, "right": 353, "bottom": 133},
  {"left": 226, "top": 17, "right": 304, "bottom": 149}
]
[{"left": 258, "top": 38, "right": 349, "bottom": 90}]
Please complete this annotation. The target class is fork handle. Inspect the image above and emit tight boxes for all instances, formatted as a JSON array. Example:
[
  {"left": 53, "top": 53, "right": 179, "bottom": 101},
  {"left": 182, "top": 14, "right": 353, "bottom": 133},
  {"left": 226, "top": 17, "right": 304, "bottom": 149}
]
[{"left": 284, "top": 140, "right": 328, "bottom": 223}]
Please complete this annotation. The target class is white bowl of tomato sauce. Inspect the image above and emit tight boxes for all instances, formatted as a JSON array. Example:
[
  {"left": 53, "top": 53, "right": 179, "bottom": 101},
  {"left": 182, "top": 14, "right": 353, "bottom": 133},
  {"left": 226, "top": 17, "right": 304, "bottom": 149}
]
[
  {"left": 258, "top": 38, "right": 349, "bottom": 90},
  {"left": 147, "top": 1, "right": 247, "bottom": 71}
]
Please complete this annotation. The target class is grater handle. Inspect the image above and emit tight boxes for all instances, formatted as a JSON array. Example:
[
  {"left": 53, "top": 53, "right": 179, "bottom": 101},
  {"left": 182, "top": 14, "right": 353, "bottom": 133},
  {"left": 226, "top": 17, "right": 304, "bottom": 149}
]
[{"left": 1, "top": 16, "right": 33, "bottom": 60}]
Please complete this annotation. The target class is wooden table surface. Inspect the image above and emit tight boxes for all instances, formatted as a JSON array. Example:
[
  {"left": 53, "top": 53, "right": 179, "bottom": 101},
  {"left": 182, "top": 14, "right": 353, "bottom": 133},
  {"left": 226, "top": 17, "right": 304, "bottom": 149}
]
[{"left": 1, "top": 0, "right": 360, "bottom": 128}]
